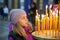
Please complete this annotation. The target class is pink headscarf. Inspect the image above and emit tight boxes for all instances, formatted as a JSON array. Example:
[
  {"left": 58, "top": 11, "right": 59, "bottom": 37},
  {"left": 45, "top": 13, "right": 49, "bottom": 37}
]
[{"left": 9, "top": 9, "right": 26, "bottom": 24}]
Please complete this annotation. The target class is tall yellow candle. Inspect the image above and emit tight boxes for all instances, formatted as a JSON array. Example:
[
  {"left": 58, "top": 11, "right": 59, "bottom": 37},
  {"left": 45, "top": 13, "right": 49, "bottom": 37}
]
[
  {"left": 52, "top": 10, "right": 58, "bottom": 30},
  {"left": 45, "top": 5, "right": 49, "bottom": 30},
  {"left": 35, "top": 15, "right": 39, "bottom": 35},
  {"left": 35, "top": 10, "right": 38, "bottom": 34},
  {"left": 35, "top": 16, "right": 37, "bottom": 25},
  {"left": 55, "top": 14, "right": 58, "bottom": 30},
  {"left": 35, "top": 10, "right": 40, "bottom": 35},
  {"left": 46, "top": 17, "right": 49, "bottom": 30},
  {"left": 35, "top": 12, "right": 38, "bottom": 26},
  {"left": 35, "top": 15, "right": 38, "bottom": 32},
  {"left": 46, "top": 5, "right": 48, "bottom": 17},
  {"left": 41, "top": 14, "right": 45, "bottom": 30},
  {"left": 52, "top": 12, "right": 56, "bottom": 29},
  {"left": 59, "top": 11, "right": 60, "bottom": 31},
  {"left": 37, "top": 15, "right": 40, "bottom": 34},
  {"left": 49, "top": 4, "right": 53, "bottom": 30}
]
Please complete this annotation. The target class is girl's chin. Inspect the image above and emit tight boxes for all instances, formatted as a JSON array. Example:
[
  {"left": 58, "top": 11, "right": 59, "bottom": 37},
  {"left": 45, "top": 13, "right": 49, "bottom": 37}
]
[
  {"left": 24, "top": 24, "right": 28, "bottom": 27},
  {"left": 22, "top": 24, "right": 28, "bottom": 27}
]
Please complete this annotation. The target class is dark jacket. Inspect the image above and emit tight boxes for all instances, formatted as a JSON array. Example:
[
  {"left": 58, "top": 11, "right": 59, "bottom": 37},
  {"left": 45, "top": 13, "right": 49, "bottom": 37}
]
[
  {"left": 28, "top": 8, "right": 36, "bottom": 27},
  {"left": 8, "top": 31, "right": 26, "bottom": 40},
  {"left": 28, "top": 2, "right": 37, "bottom": 26},
  {"left": 0, "top": 7, "right": 3, "bottom": 15}
]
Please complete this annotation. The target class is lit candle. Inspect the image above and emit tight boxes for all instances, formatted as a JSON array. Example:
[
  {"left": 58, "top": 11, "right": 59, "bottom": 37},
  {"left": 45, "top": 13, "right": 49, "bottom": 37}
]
[
  {"left": 52, "top": 12, "right": 56, "bottom": 29},
  {"left": 46, "top": 16, "right": 49, "bottom": 30},
  {"left": 55, "top": 14, "right": 58, "bottom": 30},
  {"left": 35, "top": 15, "right": 38, "bottom": 27},
  {"left": 46, "top": 5, "right": 48, "bottom": 16},
  {"left": 35, "top": 10, "right": 39, "bottom": 35},
  {"left": 49, "top": 4, "right": 53, "bottom": 30},
  {"left": 59, "top": 11, "right": 60, "bottom": 31},
  {"left": 35, "top": 10, "right": 40, "bottom": 35},
  {"left": 52, "top": 7, "right": 58, "bottom": 30},
  {"left": 37, "top": 15, "right": 40, "bottom": 35},
  {"left": 35, "top": 10, "right": 38, "bottom": 26},
  {"left": 35, "top": 15, "right": 38, "bottom": 35},
  {"left": 45, "top": 5, "right": 49, "bottom": 30},
  {"left": 41, "top": 14, "right": 45, "bottom": 30}
]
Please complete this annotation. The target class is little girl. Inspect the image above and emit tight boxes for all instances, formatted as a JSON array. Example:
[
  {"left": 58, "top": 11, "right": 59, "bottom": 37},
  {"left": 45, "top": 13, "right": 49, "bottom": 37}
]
[{"left": 8, "top": 9, "right": 36, "bottom": 40}]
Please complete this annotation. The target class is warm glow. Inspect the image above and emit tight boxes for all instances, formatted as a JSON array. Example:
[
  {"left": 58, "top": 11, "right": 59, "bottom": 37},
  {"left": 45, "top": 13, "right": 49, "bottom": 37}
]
[
  {"left": 59, "top": 10, "right": 60, "bottom": 14},
  {"left": 56, "top": 14, "right": 58, "bottom": 17},
  {"left": 34, "top": 5, "right": 60, "bottom": 38},
  {"left": 56, "top": 10, "right": 58, "bottom": 13},
  {"left": 50, "top": 4, "right": 52, "bottom": 8},
  {"left": 46, "top": 5, "right": 48, "bottom": 8},
  {"left": 42, "top": 14, "right": 45, "bottom": 18},
  {"left": 36, "top": 16, "right": 38, "bottom": 18},
  {"left": 52, "top": 11, "right": 55, "bottom": 16}
]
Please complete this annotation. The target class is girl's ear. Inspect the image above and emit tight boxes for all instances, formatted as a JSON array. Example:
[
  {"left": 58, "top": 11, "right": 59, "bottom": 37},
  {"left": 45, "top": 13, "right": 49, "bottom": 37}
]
[{"left": 16, "top": 22, "right": 20, "bottom": 26}]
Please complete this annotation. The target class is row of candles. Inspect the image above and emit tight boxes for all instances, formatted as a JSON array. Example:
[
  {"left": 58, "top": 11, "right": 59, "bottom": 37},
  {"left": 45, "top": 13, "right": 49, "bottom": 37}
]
[{"left": 35, "top": 4, "right": 60, "bottom": 35}]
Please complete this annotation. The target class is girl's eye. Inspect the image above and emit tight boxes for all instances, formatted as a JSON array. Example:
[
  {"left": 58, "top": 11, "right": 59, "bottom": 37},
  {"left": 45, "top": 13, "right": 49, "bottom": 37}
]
[{"left": 22, "top": 17, "right": 26, "bottom": 19}]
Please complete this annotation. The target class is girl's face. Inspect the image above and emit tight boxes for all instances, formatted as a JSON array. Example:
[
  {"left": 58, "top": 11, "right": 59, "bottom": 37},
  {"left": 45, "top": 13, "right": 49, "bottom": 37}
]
[{"left": 18, "top": 14, "right": 28, "bottom": 27}]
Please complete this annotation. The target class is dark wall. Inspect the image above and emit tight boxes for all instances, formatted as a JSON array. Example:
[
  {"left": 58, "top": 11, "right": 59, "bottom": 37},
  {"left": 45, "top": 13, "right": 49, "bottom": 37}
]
[
  {"left": 4, "top": 0, "right": 8, "bottom": 6},
  {"left": 54, "top": 0, "right": 58, "bottom": 4}
]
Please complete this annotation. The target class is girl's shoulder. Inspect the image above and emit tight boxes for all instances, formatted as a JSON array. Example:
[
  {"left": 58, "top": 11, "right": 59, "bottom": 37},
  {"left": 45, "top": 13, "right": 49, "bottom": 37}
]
[
  {"left": 8, "top": 31, "right": 26, "bottom": 40},
  {"left": 8, "top": 31, "right": 17, "bottom": 40},
  {"left": 8, "top": 31, "right": 16, "bottom": 38}
]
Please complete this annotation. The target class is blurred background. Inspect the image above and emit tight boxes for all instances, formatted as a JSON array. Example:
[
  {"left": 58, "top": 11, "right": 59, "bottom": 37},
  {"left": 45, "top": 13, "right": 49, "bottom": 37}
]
[{"left": 0, "top": 0, "right": 58, "bottom": 40}]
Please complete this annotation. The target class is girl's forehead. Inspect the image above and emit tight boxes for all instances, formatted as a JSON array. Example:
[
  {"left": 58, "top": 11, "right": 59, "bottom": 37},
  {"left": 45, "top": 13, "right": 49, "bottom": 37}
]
[
  {"left": 23, "top": 14, "right": 26, "bottom": 16},
  {"left": 21, "top": 14, "right": 27, "bottom": 18}
]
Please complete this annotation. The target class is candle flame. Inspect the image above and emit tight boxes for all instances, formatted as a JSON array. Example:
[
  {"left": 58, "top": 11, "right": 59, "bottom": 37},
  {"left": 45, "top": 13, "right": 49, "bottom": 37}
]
[
  {"left": 52, "top": 11, "right": 55, "bottom": 16},
  {"left": 42, "top": 14, "right": 45, "bottom": 18},
  {"left": 36, "top": 10, "right": 39, "bottom": 16},
  {"left": 36, "top": 10, "right": 38, "bottom": 12},
  {"left": 59, "top": 10, "right": 60, "bottom": 14},
  {"left": 50, "top": 4, "right": 52, "bottom": 9},
  {"left": 36, "top": 16, "right": 38, "bottom": 18},
  {"left": 36, "top": 10, "right": 38, "bottom": 13},
  {"left": 46, "top": 5, "right": 48, "bottom": 8},
  {"left": 56, "top": 10, "right": 58, "bottom": 14}
]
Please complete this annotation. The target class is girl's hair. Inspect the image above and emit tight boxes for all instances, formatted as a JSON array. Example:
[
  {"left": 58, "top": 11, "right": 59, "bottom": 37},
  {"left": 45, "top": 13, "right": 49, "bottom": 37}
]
[{"left": 12, "top": 19, "right": 33, "bottom": 38}]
